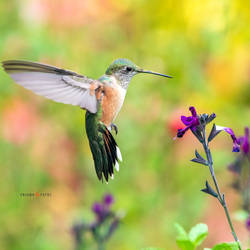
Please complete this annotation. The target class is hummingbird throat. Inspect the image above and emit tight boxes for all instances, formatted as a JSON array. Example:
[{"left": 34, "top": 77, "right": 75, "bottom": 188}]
[{"left": 113, "top": 72, "right": 136, "bottom": 89}]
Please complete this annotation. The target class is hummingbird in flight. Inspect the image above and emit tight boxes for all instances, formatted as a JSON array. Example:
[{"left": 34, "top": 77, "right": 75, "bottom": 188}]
[{"left": 2, "top": 58, "right": 171, "bottom": 182}]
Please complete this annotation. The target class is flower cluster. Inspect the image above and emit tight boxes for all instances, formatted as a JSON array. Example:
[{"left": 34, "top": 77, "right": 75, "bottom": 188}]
[
  {"left": 227, "top": 127, "right": 249, "bottom": 231},
  {"left": 176, "top": 106, "right": 241, "bottom": 152},
  {"left": 72, "top": 194, "right": 122, "bottom": 249},
  {"left": 92, "top": 194, "right": 114, "bottom": 222},
  {"left": 175, "top": 106, "right": 244, "bottom": 247}
]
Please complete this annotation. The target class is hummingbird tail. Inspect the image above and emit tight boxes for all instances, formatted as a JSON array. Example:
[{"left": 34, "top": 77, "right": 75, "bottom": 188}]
[{"left": 85, "top": 111, "right": 122, "bottom": 182}]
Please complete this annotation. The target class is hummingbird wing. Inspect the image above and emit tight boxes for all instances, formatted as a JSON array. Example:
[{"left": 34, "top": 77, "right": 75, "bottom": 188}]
[{"left": 2, "top": 60, "right": 101, "bottom": 113}]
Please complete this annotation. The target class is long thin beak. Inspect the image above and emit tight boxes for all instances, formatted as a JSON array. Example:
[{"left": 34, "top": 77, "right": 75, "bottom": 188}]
[{"left": 137, "top": 69, "right": 172, "bottom": 78}]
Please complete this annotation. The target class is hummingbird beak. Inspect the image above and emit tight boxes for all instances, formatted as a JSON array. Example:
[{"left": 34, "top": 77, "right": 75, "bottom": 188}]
[{"left": 137, "top": 69, "right": 172, "bottom": 78}]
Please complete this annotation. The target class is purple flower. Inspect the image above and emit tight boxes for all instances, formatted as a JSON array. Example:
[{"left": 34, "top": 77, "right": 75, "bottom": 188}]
[
  {"left": 246, "top": 216, "right": 250, "bottom": 231},
  {"left": 92, "top": 202, "right": 104, "bottom": 216},
  {"left": 92, "top": 194, "right": 114, "bottom": 221},
  {"left": 215, "top": 126, "right": 240, "bottom": 152},
  {"left": 237, "top": 127, "right": 249, "bottom": 155},
  {"left": 177, "top": 106, "right": 200, "bottom": 138},
  {"left": 103, "top": 194, "right": 114, "bottom": 206}
]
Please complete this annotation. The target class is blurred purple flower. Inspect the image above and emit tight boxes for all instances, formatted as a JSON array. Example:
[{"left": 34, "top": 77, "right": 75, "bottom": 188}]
[
  {"left": 227, "top": 127, "right": 249, "bottom": 218},
  {"left": 228, "top": 127, "right": 250, "bottom": 175},
  {"left": 176, "top": 106, "right": 200, "bottom": 138},
  {"left": 92, "top": 202, "right": 104, "bottom": 216},
  {"left": 246, "top": 216, "right": 250, "bottom": 231},
  {"left": 237, "top": 127, "right": 249, "bottom": 155},
  {"left": 103, "top": 194, "right": 114, "bottom": 206},
  {"left": 73, "top": 193, "right": 120, "bottom": 249},
  {"left": 92, "top": 194, "right": 114, "bottom": 221},
  {"left": 215, "top": 126, "right": 240, "bottom": 152}
]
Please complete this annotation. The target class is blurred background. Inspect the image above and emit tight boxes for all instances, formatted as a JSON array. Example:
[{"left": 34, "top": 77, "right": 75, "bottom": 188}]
[{"left": 0, "top": 0, "right": 249, "bottom": 249}]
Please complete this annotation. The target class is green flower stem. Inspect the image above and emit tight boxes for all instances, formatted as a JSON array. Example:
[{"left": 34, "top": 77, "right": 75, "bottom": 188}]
[
  {"left": 202, "top": 127, "right": 242, "bottom": 250},
  {"left": 93, "top": 228, "right": 105, "bottom": 250},
  {"left": 97, "top": 242, "right": 105, "bottom": 250}
]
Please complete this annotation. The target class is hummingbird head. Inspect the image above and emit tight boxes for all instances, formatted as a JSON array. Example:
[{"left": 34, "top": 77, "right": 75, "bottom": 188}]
[{"left": 105, "top": 58, "right": 172, "bottom": 89}]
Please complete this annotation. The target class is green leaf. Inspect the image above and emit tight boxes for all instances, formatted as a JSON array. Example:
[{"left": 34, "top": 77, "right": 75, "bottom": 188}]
[
  {"left": 189, "top": 223, "right": 208, "bottom": 247},
  {"left": 211, "top": 242, "right": 239, "bottom": 250},
  {"left": 176, "top": 239, "right": 195, "bottom": 250},
  {"left": 175, "top": 224, "right": 194, "bottom": 250},
  {"left": 175, "top": 223, "right": 188, "bottom": 239}
]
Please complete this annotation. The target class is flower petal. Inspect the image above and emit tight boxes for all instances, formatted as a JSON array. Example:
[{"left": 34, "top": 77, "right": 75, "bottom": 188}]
[
  {"left": 103, "top": 194, "right": 114, "bottom": 206},
  {"left": 232, "top": 142, "right": 240, "bottom": 152},
  {"left": 176, "top": 106, "right": 200, "bottom": 139},
  {"left": 216, "top": 125, "right": 240, "bottom": 152},
  {"left": 242, "top": 127, "right": 249, "bottom": 154},
  {"left": 177, "top": 126, "right": 190, "bottom": 138},
  {"left": 181, "top": 115, "right": 193, "bottom": 126},
  {"left": 189, "top": 106, "right": 197, "bottom": 117},
  {"left": 92, "top": 202, "right": 104, "bottom": 215}
]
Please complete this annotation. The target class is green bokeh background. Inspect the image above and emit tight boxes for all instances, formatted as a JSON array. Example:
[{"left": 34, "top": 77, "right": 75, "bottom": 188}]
[{"left": 0, "top": 0, "right": 249, "bottom": 249}]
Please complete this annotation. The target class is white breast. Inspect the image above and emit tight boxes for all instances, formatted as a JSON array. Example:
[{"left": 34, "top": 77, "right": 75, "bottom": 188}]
[{"left": 112, "top": 80, "right": 127, "bottom": 121}]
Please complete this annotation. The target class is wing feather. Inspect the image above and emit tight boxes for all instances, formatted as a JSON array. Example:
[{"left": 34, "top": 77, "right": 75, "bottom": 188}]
[{"left": 2, "top": 60, "right": 100, "bottom": 113}]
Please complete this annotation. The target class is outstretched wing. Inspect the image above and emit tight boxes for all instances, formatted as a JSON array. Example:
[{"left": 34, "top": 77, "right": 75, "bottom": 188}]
[{"left": 2, "top": 60, "right": 101, "bottom": 113}]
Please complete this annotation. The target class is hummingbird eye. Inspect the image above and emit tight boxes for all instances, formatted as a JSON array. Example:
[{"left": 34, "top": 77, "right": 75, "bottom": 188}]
[{"left": 126, "top": 66, "right": 132, "bottom": 72}]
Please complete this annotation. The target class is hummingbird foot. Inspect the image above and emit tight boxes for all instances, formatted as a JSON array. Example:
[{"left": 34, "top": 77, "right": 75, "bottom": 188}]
[{"left": 110, "top": 123, "right": 118, "bottom": 135}]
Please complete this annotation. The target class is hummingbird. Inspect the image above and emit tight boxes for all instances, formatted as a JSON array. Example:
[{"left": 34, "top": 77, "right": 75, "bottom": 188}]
[{"left": 2, "top": 58, "right": 171, "bottom": 182}]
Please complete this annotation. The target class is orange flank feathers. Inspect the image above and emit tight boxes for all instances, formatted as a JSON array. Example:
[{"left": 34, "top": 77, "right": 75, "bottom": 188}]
[{"left": 100, "top": 85, "right": 124, "bottom": 127}]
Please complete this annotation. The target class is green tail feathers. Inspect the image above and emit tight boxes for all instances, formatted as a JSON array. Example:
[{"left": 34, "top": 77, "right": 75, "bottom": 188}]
[{"left": 85, "top": 110, "right": 122, "bottom": 182}]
